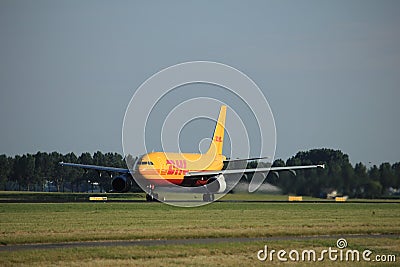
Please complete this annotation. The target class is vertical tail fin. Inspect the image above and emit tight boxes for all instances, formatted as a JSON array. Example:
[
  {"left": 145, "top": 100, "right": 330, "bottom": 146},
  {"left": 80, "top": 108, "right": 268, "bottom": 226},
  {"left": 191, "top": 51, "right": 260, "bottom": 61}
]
[{"left": 205, "top": 105, "right": 226, "bottom": 156}]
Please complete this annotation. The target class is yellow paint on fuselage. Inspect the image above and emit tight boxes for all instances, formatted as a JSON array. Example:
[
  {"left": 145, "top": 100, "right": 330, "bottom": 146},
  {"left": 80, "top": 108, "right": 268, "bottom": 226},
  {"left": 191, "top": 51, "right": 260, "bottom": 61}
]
[
  {"left": 138, "top": 152, "right": 226, "bottom": 181},
  {"left": 136, "top": 105, "right": 227, "bottom": 186}
]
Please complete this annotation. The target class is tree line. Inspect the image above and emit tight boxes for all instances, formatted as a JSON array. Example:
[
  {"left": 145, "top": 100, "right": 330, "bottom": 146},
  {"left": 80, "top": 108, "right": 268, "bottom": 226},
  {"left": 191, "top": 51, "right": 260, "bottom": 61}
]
[
  {"left": 259, "top": 148, "right": 400, "bottom": 198},
  {"left": 0, "top": 151, "right": 129, "bottom": 193},
  {"left": 0, "top": 149, "right": 399, "bottom": 198}
]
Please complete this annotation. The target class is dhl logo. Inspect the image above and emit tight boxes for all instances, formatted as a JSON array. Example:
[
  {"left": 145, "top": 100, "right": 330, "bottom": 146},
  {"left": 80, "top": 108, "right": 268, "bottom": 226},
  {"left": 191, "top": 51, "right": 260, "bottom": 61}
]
[
  {"left": 160, "top": 160, "right": 188, "bottom": 176},
  {"left": 166, "top": 159, "right": 187, "bottom": 168}
]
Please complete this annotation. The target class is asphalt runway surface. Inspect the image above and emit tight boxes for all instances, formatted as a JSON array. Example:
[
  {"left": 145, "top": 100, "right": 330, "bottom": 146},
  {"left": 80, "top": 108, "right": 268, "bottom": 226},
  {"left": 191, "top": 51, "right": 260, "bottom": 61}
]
[
  {"left": 1, "top": 234, "right": 399, "bottom": 252},
  {"left": 1, "top": 199, "right": 400, "bottom": 204}
]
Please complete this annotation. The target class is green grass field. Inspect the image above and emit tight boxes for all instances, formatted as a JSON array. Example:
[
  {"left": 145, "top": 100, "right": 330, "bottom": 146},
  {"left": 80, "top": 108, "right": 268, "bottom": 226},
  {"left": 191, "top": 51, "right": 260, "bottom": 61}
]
[{"left": 0, "top": 192, "right": 399, "bottom": 266}]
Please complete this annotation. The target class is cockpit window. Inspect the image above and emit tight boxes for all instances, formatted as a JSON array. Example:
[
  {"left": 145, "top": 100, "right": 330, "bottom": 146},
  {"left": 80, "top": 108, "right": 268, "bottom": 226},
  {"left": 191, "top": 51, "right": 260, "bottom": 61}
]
[{"left": 138, "top": 161, "right": 154, "bottom": 165}]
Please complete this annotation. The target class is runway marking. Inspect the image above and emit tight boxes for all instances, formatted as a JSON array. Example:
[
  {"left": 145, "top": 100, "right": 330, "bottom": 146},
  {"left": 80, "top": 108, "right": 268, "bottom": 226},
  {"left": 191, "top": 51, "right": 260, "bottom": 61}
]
[{"left": 1, "top": 234, "right": 398, "bottom": 252}]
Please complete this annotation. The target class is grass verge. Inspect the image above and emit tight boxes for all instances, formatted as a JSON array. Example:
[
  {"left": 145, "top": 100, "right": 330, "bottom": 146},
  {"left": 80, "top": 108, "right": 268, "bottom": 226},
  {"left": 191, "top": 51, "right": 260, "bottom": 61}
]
[
  {"left": 1, "top": 237, "right": 399, "bottom": 266},
  {"left": 1, "top": 202, "right": 399, "bottom": 245}
]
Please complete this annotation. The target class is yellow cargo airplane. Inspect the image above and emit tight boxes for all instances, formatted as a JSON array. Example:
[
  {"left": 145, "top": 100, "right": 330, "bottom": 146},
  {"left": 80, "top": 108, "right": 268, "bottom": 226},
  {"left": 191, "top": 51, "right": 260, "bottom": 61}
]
[{"left": 60, "top": 105, "right": 324, "bottom": 201}]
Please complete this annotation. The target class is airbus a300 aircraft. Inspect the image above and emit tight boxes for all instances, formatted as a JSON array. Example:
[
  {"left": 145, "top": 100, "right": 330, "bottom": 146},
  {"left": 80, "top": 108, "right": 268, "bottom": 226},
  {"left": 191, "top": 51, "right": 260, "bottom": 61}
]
[{"left": 60, "top": 106, "right": 324, "bottom": 201}]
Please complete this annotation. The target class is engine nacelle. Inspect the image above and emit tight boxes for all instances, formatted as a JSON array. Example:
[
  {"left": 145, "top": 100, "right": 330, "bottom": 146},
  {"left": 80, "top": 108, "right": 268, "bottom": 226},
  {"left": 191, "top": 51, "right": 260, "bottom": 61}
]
[
  {"left": 111, "top": 175, "right": 132, "bottom": 192},
  {"left": 205, "top": 174, "right": 227, "bottom": 193}
]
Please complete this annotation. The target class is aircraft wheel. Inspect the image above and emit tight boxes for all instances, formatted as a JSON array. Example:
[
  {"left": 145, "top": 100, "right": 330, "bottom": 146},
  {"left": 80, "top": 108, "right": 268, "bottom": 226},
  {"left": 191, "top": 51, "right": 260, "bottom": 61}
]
[
  {"left": 146, "top": 193, "right": 159, "bottom": 202},
  {"left": 203, "top": 193, "right": 214, "bottom": 202}
]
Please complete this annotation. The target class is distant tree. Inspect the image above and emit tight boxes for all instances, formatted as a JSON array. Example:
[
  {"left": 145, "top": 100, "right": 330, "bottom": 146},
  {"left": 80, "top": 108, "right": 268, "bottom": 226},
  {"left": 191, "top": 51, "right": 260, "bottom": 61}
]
[
  {"left": 78, "top": 152, "right": 96, "bottom": 192},
  {"left": 272, "top": 159, "right": 285, "bottom": 167},
  {"left": 48, "top": 152, "right": 64, "bottom": 192},
  {"left": 364, "top": 165, "right": 382, "bottom": 198},
  {"left": 392, "top": 162, "right": 400, "bottom": 189},
  {"left": 10, "top": 155, "right": 21, "bottom": 190},
  {"left": 34, "top": 152, "right": 51, "bottom": 191},
  {"left": 369, "top": 165, "right": 380, "bottom": 181},
  {"left": 79, "top": 152, "right": 93, "bottom": 165},
  {"left": 364, "top": 179, "right": 383, "bottom": 198},
  {"left": 11, "top": 154, "right": 36, "bottom": 191},
  {"left": 270, "top": 159, "right": 293, "bottom": 194},
  {"left": 93, "top": 151, "right": 106, "bottom": 166},
  {"left": 379, "top": 162, "right": 395, "bottom": 194},
  {"left": 62, "top": 152, "right": 80, "bottom": 192},
  {"left": 0, "top": 155, "right": 12, "bottom": 190},
  {"left": 341, "top": 162, "right": 354, "bottom": 196},
  {"left": 107, "top": 152, "right": 125, "bottom": 168},
  {"left": 353, "top": 162, "right": 368, "bottom": 198}
]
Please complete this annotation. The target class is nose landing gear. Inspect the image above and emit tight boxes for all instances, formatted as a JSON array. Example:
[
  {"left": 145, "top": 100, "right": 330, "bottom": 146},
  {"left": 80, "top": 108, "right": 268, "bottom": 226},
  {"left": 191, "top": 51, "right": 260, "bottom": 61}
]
[{"left": 145, "top": 184, "right": 159, "bottom": 202}]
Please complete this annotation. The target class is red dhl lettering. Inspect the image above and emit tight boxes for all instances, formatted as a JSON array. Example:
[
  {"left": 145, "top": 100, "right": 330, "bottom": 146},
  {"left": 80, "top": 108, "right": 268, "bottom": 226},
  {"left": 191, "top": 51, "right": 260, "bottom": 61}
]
[
  {"left": 161, "top": 167, "right": 188, "bottom": 176},
  {"left": 165, "top": 159, "right": 188, "bottom": 175},
  {"left": 166, "top": 159, "right": 187, "bottom": 169}
]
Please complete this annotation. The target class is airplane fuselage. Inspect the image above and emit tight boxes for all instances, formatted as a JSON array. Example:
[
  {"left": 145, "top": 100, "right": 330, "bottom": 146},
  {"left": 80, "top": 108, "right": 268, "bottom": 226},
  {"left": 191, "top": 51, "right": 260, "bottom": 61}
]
[{"left": 136, "top": 152, "right": 226, "bottom": 186}]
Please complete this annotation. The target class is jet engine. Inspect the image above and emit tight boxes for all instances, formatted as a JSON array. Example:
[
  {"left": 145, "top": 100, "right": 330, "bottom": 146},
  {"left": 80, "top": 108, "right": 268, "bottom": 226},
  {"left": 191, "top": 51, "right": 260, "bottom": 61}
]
[
  {"left": 205, "top": 174, "right": 226, "bottom": 193},
  {"left": 111, "top": 174, "right": 132, "bottom": 192}
]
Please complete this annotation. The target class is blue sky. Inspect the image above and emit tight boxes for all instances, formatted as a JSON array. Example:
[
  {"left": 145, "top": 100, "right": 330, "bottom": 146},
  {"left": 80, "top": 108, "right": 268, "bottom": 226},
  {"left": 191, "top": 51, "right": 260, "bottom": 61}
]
[{"left": 0, "top": 0, "right": 399, "bottom": 165}]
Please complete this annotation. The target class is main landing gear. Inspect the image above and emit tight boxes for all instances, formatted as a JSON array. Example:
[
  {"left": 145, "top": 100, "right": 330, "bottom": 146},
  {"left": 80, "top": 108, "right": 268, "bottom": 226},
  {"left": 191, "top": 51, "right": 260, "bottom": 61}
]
[
  {"left": 202, "top": 193, "right": 215, "bottom": 202},
  {"left": 146, "top": 184, "right": 159, "bottom": 202},
  {"left": 145, "top": 184, "right": 215, "bottom": 202}
]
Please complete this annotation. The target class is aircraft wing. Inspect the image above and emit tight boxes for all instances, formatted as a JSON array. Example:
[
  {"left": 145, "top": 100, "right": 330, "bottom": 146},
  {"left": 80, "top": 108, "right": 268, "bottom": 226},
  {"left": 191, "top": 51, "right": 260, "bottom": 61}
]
[
  {"left": 185, "top": 164, "right": 325, "bottom": 177},
  {"left": 223, "top": 156, "right": 269, "bottom": 163},
  {"left": 58, "top": 162, "right": 131, "bottom": 174}
]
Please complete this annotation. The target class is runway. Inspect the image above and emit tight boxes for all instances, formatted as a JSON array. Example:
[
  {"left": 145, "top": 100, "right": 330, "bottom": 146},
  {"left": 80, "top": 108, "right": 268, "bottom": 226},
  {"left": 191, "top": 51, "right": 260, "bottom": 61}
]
[
  {"left": 1, "top": 198, "right": 400, "bottom": 204},
  {"left": 1, "top": 234, "right": 398, "bottom": 252}
]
